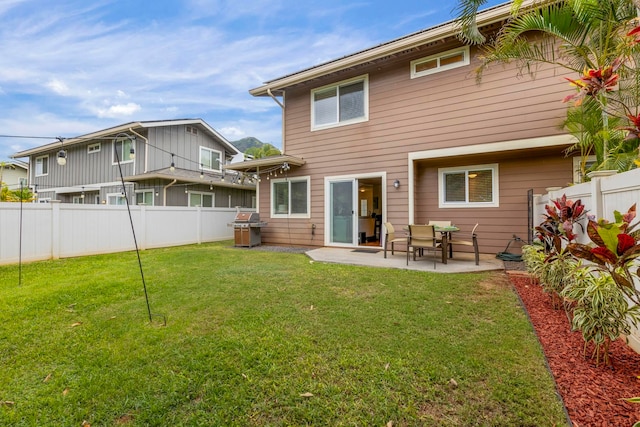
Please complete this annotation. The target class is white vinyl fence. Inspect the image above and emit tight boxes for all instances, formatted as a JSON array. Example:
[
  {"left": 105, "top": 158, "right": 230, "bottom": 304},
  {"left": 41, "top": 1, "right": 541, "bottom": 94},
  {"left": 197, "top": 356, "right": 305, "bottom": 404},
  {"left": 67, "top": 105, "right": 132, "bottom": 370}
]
[
  {"left": 0, "top": 202, "right": 250, "bottom": 265},
  {"left": 533, "top": 168, "right": 640, "bottom": 351}
]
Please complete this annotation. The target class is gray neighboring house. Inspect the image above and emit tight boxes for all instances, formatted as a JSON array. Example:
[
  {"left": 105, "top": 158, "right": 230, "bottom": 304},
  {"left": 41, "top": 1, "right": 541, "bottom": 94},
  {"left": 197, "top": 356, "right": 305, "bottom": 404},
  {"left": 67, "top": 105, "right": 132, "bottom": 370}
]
[
  {"left": 12, "top": 119, "right": 256, "bottom": 207},
  {"left": 0, "top": 160, "right": 29, "bottom": 190}
]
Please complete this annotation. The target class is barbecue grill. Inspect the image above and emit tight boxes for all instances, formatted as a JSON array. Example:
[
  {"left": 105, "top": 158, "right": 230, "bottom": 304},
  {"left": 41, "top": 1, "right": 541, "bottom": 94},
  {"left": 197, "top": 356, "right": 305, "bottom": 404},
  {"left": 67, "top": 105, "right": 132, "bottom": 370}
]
[{"left": 229, "top": 212, "right": 267, "bottom": 247}]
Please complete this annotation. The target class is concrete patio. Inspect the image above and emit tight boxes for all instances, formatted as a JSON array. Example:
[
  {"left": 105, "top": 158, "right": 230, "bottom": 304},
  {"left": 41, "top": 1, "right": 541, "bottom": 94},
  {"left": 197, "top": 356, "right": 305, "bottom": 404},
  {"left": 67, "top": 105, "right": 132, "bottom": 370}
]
[{"left": 305, "top": 247, "right": 506, "bottom": 273}]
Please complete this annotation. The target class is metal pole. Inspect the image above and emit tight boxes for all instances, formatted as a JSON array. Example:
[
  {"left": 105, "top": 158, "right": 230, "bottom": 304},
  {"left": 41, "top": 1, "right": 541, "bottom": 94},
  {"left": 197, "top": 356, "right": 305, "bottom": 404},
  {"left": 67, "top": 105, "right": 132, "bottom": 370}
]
[
  {"left": 18, "top": 180, "right": 23, "bottom": 286},
  {"left": 113, "top": 133, "right": 155, "bottom": 323}
]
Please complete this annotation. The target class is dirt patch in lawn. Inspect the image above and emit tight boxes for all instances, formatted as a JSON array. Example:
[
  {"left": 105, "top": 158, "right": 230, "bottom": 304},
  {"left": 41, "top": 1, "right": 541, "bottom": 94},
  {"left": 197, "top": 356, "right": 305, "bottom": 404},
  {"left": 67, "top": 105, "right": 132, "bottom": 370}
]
[{"left": 508, "top": 272, "right": 640, "bottom": 426}]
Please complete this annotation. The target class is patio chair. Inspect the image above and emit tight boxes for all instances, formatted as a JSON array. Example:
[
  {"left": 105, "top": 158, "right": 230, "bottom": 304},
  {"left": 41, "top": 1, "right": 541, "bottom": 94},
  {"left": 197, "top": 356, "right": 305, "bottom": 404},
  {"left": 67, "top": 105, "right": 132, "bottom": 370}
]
[
  {"left": 428, "top": 220, "right": 453, "bottom": 257},
  {"left": 447, "top": 223, "right": 480, "bottom": 265},
  {"left": 406, "top": 224, "right": 443, "bottom": 268},
  {"left": 383, "top": 222, "right": 407, "bottom": 258}
]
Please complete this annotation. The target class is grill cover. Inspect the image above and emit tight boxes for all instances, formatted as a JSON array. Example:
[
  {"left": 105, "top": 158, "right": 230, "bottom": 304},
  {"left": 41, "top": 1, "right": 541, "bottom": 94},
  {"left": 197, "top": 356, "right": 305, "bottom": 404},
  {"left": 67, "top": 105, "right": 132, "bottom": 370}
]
[{"left": 234, "top": 212, "right": 260, "bottom": 223}]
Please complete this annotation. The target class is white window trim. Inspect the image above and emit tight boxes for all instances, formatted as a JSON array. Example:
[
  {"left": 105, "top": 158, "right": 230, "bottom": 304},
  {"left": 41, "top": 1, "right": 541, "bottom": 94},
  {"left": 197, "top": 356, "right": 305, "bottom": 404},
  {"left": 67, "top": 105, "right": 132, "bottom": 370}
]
[
  {"left": 411, "top": 46, "right": 470, "bottom": 79},
  {"left": 135, "top": 190, "right": 155, "bottom": 206},
  {"left": 572, "top": 155, "right": 597, "bottom": 184},
  {"left": 187, "top": 191, "right": 214, "bottom": 207},
  {"left": 438, "top": 163, "right": 499, "bottom": 208},
  {"left": 112, "top": 139, "right": 134, "bottom": 165},
  {"left": 311, "top": 74, "right": 369, "bottom": 131},
  {"left": 270, "top": 176, "right": 311, "bottom": 219},
  {"left": 106, "top": 192, "right": 127, "bottom": 205},
  {"left": 87, "top": 143, "right": 101, "bottom": 154},
  {"left": 35, "top": 155, "right": 48, "bottom": 177},
  {"left": 72, "top": 195, "right": 84, "bottom": 204},
  {"left": 199, "top": 146, "right": 222, "bottom": 171}
]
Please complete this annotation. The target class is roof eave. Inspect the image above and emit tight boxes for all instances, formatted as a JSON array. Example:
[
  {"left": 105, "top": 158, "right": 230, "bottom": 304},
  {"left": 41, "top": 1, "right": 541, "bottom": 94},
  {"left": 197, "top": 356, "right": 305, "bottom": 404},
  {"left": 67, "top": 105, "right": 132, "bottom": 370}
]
[
  {"left": 124, "top": 171, "right": 256, "bottom": 190},
  {"left": 11, "top": 119, "right": 239, "bottom": 158},
  {"left": 249, "top": 0, "right": 526, "bottom": 96}
]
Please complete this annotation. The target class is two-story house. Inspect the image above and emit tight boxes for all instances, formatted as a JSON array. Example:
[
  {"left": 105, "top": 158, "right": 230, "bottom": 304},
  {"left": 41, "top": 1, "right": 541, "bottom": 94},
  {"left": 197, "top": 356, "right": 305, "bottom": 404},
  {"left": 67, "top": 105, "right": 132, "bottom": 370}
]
[
  {"left": 228, "top": 1, "right": 578, "bottom": 255},
  {"left": 12, "top": 119, "right": 256, "bottom": 208}
]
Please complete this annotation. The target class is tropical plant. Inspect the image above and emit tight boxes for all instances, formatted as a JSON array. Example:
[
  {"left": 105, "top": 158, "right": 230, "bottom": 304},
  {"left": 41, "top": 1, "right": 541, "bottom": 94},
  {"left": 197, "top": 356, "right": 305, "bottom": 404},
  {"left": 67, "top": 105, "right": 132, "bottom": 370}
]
[
  {"left": 535, "top": 194, "right": 587, "bottom": 249},
  {"left": 532, "top": 194, "right": 587, "bottom": 307},
  {"left": 567, "top": 203, "right": 640, "bottom": 305},
  {"left": 540, "top": 250, "right": 579, "bottom": 309},
  {"left": 0, "top": 184, "right": 34, "bottom": 202},
  {"left": 454, "top": 0, "right": 640, "bottom": 175},
  {"left": 561, "top": 266, "right": 640, "bottom": 366},
  {"left": 244, "top": 143, "right": 281, "bottom": 159},
  {"left": 521, "top": 243, "right": 546, "bottom": 284}
]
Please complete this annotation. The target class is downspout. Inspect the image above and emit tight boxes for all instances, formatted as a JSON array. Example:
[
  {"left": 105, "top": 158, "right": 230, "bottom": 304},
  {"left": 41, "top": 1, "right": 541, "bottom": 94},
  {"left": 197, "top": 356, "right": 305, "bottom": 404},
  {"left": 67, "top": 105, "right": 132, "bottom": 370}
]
[
  {"left": 163, "top": 179, "right": 177, "bottom": 207},
  {"left": 267, "top": 88, "right": 285, "bottom": 153},
  {"left": 256, "top": 166, "right": 260, "bottom": 213},
  {"left": 128, "top": 127, "right": 149, "bottom": 173}
]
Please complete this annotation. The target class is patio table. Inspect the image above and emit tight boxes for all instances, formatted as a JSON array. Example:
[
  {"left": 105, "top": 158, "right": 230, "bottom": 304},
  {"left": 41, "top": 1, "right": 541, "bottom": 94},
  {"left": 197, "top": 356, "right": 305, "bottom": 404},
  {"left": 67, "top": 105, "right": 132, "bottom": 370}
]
[
  {"left": 433, "top": 225, "right": 460, "bottom": 259},
  {"left": 404, "top": 224, "right": 460, "bottom": 264}
]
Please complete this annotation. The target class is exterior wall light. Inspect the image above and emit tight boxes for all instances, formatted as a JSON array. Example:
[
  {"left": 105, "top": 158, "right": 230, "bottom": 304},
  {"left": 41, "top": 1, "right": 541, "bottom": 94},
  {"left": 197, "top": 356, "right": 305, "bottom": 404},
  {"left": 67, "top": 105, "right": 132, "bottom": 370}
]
[
  {"left": 393, "top": 179, "right": 400, "bottom": 189},
  {"left": 57, "top": 149, "right": 67, "bottom": 166}
]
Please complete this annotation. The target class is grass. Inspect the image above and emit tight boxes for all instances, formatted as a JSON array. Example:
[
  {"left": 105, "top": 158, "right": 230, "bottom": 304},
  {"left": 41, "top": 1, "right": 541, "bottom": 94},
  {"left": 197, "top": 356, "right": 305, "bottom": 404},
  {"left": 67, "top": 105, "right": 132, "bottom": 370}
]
[{"left": 0, "top": 242, "right": 566, "bottom": 426}]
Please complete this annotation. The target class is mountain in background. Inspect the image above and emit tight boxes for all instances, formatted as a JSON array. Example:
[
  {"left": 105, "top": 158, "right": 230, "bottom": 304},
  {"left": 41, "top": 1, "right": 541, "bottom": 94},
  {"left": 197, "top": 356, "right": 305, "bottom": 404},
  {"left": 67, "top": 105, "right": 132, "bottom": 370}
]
[{"left": 232, "top": 137, "right": 266, "bottom": 152}]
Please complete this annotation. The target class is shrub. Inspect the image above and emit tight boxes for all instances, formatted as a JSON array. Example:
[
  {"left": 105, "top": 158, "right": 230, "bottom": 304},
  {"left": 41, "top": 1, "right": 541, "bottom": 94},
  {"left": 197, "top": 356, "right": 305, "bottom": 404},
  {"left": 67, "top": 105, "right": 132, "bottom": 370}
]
[{"left": 561, "top": 267, "right": 640, "bottom": 366}]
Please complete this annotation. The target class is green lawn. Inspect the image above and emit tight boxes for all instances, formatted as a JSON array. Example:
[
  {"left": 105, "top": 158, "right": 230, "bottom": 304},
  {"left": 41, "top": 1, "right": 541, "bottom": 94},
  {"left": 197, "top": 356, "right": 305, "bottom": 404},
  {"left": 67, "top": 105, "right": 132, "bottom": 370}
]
[{"left": 0, "top": 242, "right": 566, "bottom": 426}]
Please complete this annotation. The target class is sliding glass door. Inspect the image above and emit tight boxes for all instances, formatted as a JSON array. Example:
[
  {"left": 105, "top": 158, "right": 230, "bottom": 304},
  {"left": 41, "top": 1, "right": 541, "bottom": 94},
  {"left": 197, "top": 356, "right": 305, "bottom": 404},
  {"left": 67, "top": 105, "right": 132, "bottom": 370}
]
[{"left": 329, "top": 180, "right": 356, "bottom": 245}]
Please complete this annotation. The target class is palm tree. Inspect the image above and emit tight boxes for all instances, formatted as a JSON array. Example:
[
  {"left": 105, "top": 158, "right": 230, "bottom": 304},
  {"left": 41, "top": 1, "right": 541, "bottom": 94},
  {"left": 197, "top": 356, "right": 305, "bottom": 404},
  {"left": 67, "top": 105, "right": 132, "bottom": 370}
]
[
  {"left": 454, "top": 0, "right": 640, "bottom": 173},
  {"left": 244, "top": 144, "right": 281, "bottom": 159}
]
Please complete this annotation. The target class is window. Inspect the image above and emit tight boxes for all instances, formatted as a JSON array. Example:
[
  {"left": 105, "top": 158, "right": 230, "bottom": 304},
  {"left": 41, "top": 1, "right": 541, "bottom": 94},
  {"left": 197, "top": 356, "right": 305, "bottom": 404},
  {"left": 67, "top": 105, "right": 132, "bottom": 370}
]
[
  {"left": 438, "top": 164, "right": 499, "bottom": 208},
  {"left": 186, "top": 125, "right": 198, "bottom": 135},
  {"left": 271, "top": 177, "right": 310, "bottom": 217},
  {"left": 107, "top": 193, "right": 127, "bottom": 205},
  {"left": 19, "top": 178, "right": 28, "bottom": 187},
  {"left": 88, "top": 143, "right": 101, "bottom": 153},
  {"left": 35, "top": 155, "right": 48, "bottom": 176},
  {"left": 72, "top": 196, "right": 84, "bottom": 204},
  {"left": 573, "top": 155, "right": 597, "bottom": 183},
  {"left": 411, "top": 46, "right": 470, "bottom": 78},
  {"left": 113, "top": 138, "right": 134, "bottom": 164},
  {"left": 136, "top": 190, "right": 154, "bottom": 205},
  {"left": 311, "top": 75, "right": 368, "bottom": 130},
  {"left": 188, "top": 192, "right": 214, "bottom": 207},
  {"left": 199, "top": 147, "right": 222, "bottom": 171}
]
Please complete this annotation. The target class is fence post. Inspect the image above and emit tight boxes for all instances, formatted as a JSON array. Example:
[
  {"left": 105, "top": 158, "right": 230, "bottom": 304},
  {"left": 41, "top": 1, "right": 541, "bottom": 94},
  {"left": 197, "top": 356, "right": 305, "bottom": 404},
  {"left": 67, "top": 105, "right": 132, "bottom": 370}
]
[
  {"left": 139, "top": 205, "right": 147, "bottom": 250},
  {"left": 51, "top": 201, "right": 61, "bottom": 260},
  {"left": 196, "top": 206, "right": 202, "bottom": 244},
  {"left": 587, "top": 170, "right": 617, "bottom": 221}
]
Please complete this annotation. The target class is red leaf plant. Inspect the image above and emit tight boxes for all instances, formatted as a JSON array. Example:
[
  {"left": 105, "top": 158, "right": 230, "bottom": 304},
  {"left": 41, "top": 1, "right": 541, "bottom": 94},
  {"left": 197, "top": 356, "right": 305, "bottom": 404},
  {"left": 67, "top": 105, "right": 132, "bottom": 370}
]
[
  {"left": 567, "top": 204, "right": 640, "bottom": 305},
  {"left": 535, "top": 194, "right": 587, "bottom": 253},
  {"left": 562, "top": 58, "right": 622, "bottom": 106}
]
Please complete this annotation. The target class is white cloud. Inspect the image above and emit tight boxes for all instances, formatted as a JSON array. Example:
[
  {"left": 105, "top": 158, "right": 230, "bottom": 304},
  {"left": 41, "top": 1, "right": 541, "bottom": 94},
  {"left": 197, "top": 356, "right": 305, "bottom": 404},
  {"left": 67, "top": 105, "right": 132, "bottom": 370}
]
[
  {"left": 46, "top": 78, "right": 69, "bottom": 95},
  {"left": 0, "top": 0, "right": 388, "bottom": 158},
  {"left": 97, "top": 103, "right": 142, "bottom": 118},
  {"left": 219, "top": 126, "right": 246, "bottom": 139}
]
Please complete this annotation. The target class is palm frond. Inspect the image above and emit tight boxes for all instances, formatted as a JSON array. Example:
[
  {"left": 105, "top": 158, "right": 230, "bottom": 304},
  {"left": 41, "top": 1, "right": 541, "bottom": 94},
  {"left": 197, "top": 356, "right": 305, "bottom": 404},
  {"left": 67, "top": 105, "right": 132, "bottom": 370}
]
[{"left": 453, "top": 0, "right": 490, "bottom": 44}]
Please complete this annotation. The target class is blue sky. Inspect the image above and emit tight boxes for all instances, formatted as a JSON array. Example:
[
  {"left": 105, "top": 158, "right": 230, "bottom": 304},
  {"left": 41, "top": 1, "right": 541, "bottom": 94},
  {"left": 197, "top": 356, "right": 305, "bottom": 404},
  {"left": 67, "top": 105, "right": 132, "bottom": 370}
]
[{"left": 0, "top": 0, "right": 505, "bottom": 161}]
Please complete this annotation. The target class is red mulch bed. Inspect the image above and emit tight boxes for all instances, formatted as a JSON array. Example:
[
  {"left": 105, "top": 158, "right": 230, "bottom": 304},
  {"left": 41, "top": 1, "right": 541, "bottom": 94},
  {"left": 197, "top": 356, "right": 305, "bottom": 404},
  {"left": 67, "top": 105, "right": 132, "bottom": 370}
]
[{"left": 508, "top": 272, "right": 640, "bottom": 427}]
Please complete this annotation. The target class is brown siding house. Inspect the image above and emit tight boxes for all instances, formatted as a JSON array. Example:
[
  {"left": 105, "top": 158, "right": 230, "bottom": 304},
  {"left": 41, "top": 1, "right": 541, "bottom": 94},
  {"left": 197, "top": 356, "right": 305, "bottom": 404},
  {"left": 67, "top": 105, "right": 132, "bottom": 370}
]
[{"left": 230, "top": 0, "right": 576, "bottom": 255}]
